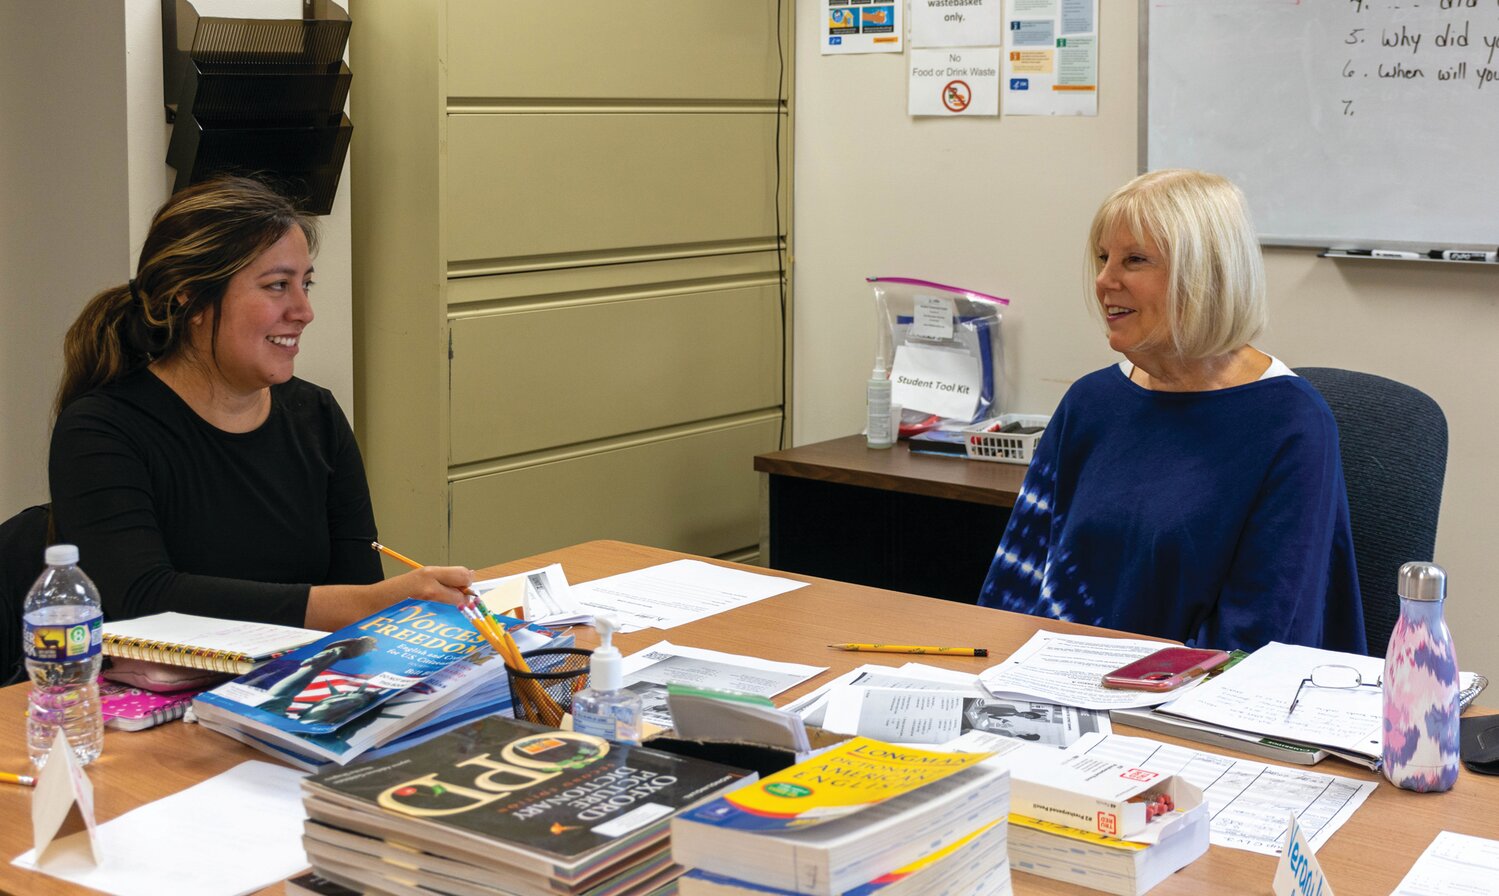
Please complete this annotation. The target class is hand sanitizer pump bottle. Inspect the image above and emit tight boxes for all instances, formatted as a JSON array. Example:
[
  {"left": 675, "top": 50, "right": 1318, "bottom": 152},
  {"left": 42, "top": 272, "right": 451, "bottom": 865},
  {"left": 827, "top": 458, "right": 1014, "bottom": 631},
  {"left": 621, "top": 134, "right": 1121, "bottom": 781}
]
[
  {"left": 1382, "top": 561, "right": 1460, "bottom": 792},
  {"left": 571, "top": 616, "right": 643, "bottom": 745},
  {"left": 866, "top": 356, "right": 894, "bottom": 449}
]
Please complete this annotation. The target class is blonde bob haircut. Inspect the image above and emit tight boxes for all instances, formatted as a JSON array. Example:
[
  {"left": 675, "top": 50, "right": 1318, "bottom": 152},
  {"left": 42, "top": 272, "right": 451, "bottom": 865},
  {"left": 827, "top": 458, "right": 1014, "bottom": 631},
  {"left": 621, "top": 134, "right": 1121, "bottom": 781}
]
[{"left": 1087, "top": 169, "right": 1266, "bottom": 360}]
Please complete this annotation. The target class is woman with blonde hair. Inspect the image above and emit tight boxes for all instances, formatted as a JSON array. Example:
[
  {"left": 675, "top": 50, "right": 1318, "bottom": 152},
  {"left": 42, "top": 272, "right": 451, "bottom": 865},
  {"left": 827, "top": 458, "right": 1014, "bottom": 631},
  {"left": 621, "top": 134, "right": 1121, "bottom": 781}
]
[
  {"left": 979, "top": 169, "right": 1364, "bottom": 653},
  {"left": 50, "top": 176, "right": 473, "bottom": 631}
]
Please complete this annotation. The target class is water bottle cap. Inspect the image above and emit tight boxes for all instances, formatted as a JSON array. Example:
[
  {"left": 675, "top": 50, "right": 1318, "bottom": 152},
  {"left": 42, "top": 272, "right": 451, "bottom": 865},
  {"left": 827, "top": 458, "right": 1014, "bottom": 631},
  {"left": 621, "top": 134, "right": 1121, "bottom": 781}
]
[
  {"left": 44, "top": 544, "right": 79, "bottom": 566},
  {"left": 1398, "top": 561, "right": 1446, "bottom": 602}
]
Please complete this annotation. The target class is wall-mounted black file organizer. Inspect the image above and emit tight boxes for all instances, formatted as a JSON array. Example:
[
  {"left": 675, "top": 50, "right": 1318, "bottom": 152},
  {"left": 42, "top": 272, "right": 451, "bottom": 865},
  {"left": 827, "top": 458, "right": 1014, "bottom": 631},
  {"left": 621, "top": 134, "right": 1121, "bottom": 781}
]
[{"left": 161, "top": 0, "right": 352, "bottom": 215}]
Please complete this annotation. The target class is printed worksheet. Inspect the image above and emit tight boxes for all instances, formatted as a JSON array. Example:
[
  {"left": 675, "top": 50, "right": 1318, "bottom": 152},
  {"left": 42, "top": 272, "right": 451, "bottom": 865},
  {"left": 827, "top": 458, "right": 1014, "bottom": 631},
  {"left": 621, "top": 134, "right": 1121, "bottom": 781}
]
[
  {"left": 1392, "top": 831, "right": 1499, "bottom": 896},
  {"left": 619, "top": 641, "right": 825, "bottom": 729},
  {"left": 1160, "top": 642, "right": 1383, "bottom": 760},
  {"left": 1075, "top": 733, "right": 1376, "bottom": 855},
  {"left": 571, "top": 560, "right": 806, "bottom": 633},
  {"left": 979, "top": 631, "right": 1197, "bottom": 710}
]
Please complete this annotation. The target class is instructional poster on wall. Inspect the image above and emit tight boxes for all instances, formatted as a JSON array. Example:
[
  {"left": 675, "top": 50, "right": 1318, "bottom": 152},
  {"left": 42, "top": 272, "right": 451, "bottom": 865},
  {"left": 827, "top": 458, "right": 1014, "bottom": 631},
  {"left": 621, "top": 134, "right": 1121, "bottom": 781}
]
[
  {"left": 1002, "top": 0, "right": 1100, "bottom": 116},
  {"left": 821, "top": 0, "right": 903, "bottom": 55},
  {"left": 909, "top": 0, "right": 1003, "bottom": 48},
  {"left": 910, "top": 48, "right": 1001, "bottom": 116}
]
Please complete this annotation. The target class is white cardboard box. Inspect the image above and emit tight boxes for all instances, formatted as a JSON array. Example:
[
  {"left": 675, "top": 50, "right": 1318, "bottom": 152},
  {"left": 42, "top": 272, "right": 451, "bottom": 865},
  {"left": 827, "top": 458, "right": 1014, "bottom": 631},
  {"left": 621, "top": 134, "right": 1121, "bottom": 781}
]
[{"left": 1007, "top": 745, "right": 1205, "bottom": 842}]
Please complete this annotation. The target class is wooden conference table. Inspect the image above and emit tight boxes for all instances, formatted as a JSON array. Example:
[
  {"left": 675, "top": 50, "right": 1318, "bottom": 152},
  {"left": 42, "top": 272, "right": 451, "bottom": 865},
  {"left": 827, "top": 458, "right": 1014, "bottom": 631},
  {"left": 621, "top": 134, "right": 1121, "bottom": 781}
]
[
  {"left": 0, "top": 540, "right": 1494, "bottom": 896},
  {"left": 755, "top": 434, "right": 1027, "bottom": 602}
]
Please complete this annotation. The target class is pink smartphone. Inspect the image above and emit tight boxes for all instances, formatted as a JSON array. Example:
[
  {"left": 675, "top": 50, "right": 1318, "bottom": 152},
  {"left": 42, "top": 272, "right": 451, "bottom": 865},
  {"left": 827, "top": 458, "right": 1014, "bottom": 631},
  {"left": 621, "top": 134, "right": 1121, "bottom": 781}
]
[{"left": 1101, "top": 647, "right": 1231, "bottom": 691}]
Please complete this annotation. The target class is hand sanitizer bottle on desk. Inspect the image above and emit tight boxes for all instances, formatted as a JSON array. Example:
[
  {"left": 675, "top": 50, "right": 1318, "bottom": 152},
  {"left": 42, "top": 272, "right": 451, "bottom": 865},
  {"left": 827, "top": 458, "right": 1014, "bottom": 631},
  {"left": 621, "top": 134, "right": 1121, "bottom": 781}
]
[
  {"left": 572, "top": 616, "right": 643, "bottom": 745},
  {"left": 1382, "top": 561, "right": 1460, "bottom": 792},
  {"left": 866, "top": 357, "right": 894, "bottom": 449}
]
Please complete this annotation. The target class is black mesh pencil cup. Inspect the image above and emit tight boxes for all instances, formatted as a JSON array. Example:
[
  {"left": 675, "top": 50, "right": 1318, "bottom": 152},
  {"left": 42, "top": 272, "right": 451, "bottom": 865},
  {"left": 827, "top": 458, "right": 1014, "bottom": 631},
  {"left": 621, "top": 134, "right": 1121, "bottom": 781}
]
[{"left": 505, "top": 647, "right": 592, "bottom": 727}]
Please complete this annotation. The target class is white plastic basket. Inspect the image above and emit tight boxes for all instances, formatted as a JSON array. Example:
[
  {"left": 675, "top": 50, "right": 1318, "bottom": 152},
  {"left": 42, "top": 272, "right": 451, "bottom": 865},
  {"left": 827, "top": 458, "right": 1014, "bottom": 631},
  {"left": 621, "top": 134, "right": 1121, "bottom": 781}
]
[{"left": 964, "top": 414, "right": 1051, "bottom": 464}]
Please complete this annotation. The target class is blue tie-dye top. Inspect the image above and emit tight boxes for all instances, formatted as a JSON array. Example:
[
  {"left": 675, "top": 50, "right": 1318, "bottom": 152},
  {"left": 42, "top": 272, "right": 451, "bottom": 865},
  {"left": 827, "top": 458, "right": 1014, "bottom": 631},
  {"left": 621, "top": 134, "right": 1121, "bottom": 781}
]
[{"left": 978, "top": 365, "right": 1366, "bottom": 654}]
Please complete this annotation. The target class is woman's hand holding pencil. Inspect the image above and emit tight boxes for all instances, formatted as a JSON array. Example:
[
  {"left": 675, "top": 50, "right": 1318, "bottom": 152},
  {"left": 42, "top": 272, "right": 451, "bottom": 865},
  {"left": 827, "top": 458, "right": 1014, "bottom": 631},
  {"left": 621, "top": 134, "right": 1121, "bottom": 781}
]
[
  {"left": 371, "top": 541, "right": 477, "bottom": 605},
  {"left": 372, "top": 543, "right": 566, "bottom": 726}
]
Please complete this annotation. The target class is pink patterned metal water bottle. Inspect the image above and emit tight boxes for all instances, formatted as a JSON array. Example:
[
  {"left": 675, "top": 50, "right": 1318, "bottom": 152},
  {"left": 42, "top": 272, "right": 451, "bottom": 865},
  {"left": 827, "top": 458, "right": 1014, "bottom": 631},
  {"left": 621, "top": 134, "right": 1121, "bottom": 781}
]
[{"left": 1381, "top": 562, "right": 1460, "bottom": 792}]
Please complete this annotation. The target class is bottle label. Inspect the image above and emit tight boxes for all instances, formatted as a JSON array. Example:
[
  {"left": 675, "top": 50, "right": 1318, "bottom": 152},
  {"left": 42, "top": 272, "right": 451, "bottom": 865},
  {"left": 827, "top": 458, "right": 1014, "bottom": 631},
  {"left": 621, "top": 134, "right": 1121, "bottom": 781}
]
[
  {"left": 571, "top": 707, "right": 615, "bottom": 740},
  {"left": 23, "top": 613, "right": 102, "bottom": 662}
]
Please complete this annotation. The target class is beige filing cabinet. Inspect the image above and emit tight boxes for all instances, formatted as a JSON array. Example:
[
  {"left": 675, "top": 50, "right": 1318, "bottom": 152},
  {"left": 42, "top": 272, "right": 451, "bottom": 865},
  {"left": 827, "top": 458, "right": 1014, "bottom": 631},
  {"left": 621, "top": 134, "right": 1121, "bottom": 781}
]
[{"left": 350, "top": 1, "right": 792, "bottom": 570}]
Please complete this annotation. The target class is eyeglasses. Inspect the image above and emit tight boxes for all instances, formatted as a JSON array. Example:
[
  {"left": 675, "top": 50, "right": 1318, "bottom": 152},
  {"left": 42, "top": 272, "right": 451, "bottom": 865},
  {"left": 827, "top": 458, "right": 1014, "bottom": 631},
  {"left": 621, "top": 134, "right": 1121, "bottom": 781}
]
[{"left": 1287, "top": 664, "right": 1382, "bottom": 716}]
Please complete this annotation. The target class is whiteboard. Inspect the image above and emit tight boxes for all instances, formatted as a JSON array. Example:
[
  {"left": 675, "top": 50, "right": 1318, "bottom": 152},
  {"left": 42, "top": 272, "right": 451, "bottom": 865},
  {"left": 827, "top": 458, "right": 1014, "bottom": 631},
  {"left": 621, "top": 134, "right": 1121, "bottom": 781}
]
[{"left": 1144, "top": 0, "right": 1499, "bottom": 249}]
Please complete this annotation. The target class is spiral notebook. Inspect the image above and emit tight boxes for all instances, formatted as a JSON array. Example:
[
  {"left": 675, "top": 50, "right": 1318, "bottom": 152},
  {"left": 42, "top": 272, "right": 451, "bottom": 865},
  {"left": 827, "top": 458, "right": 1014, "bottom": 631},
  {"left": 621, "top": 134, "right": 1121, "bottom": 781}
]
[
  {"left": 102, "top": 612, "right": 325, "bottom": 674},
  {"left": 99, "top": 679, "right": 203, "bottom": 732}
]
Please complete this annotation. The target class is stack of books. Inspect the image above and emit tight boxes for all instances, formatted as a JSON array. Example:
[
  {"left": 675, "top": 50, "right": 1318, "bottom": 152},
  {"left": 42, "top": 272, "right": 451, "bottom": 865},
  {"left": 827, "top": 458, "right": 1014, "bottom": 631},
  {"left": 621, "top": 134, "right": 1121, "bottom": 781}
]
[
  {"left": 670, "top": 737, "right": 1013, "bottom": 896},
  {"left": 1004, "top": 740, "right": 1210, "bottom": 895},
  {"left": 298, "top": 715, "right": 754, "bottom": 896},
  {"left": 191, "top": 599, "right": 568, "bottom": 771}
]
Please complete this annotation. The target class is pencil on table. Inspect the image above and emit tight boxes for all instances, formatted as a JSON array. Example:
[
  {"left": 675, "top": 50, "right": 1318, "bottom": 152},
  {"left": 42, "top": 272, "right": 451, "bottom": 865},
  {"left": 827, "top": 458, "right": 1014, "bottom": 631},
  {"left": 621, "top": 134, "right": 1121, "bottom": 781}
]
[
  {"left": 0, "top": 772, "right": 35, "bottom": 787},
  {"left": 827, "top": 643, "right": 989, "bottom": 657}
]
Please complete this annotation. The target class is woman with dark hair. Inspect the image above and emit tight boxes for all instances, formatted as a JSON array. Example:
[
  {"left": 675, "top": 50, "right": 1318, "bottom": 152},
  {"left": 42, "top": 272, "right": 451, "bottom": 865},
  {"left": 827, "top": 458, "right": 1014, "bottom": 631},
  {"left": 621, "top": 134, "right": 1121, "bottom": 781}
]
[{"left": 49, "top": 176, "right": 472, "bottom": 631}]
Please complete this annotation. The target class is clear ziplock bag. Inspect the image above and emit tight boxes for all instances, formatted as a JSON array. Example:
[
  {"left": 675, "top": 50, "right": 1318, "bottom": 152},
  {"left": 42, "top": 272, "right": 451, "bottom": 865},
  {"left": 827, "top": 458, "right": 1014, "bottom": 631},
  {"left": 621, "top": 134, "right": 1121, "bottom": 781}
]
[{"left": 868, "top": 277, "right": 1009, "bottom": 435}]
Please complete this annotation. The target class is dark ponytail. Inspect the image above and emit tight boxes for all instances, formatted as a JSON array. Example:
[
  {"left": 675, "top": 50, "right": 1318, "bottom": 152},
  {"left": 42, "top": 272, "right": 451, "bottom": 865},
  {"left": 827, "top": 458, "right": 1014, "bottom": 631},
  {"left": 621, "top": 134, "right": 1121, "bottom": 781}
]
[{"left": 54, "top": 175, "right": 317, "bottom": 416}]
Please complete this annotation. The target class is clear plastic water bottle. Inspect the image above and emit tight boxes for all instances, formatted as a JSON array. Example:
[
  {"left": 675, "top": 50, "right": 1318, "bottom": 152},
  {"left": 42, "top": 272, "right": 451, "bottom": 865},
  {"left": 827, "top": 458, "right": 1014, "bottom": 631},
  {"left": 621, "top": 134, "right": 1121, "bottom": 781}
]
[
  {"left": 1381, "top": 561, "right": 1459, "bottom": 792},
  {"left": 23, "top": 545, "right": 104, "bottom": 768}
]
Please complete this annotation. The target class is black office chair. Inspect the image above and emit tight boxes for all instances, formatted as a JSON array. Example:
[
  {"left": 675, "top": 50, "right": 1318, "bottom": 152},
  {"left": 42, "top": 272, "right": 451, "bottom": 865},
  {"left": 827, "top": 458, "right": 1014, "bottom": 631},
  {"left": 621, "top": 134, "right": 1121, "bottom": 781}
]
[
  {"left": 0, "top": 504, "right": 51, "bottom": 686},
  {"left": 1295, "top": 368, "right": 1447, "bottom": 657}
]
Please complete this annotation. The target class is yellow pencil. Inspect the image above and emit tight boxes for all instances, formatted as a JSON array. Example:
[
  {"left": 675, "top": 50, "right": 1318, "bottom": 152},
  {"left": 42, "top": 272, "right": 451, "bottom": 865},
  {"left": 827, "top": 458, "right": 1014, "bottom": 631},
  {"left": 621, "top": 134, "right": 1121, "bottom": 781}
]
[
  {"left": 828, "top": 643, "right": 989, "bottom": 657},
  {"left": 371, "top": 541, "right": 478, "bottom": 598},
  {"left": 0, "top": 772, "right": 35, "bottom": 787}
]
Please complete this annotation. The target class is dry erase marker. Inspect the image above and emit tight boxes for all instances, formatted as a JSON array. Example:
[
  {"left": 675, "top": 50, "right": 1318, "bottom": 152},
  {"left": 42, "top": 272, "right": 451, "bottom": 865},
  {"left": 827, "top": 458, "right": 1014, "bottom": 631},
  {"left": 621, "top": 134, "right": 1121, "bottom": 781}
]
[
  {"left": 1428, "top": 249, "right": 1498, "bottom": 262},
  {"left": 1345, "top": 249, "right": 1422, "bottom": 260},
  {"left": 828, "top": 643, "right": 989, "bottom": 657}
]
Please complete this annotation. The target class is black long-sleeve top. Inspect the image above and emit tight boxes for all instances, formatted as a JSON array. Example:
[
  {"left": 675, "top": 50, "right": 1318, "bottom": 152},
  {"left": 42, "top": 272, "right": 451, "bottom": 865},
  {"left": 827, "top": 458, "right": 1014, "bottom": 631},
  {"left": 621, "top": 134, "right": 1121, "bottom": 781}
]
[{"left": 49, "top": 369, "right": 382, "bottom": 626}]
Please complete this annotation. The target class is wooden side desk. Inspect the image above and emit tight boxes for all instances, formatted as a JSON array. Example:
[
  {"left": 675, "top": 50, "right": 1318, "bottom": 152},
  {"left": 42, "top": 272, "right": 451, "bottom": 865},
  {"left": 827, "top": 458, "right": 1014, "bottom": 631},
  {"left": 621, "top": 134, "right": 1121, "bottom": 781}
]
[
  {"left": 754, "top": 434, "right": 1028, "bottom": 602},
  {"left": 1, "top": 540, "right": 1493, "bottom": 895}
]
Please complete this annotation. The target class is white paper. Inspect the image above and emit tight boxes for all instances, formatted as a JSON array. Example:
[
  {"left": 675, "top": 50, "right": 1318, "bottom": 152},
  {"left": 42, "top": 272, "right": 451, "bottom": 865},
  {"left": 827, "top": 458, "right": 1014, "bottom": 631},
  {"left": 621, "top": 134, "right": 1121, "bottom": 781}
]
[
  {"left": 909, "top": 294, "right": 956, "bottom": 341},
  {"left": 823, "top": 686, "right": 969, "bottom": 744},
  {"left": 619, "top": 640, "right": 825, "bottom": 728},
  {"left": 785, "top": 663, "right": 987, "bottom": 727},
  {"left": 958, "top": 695, "right": 1109, "bottom": 747},
  {"left": 909, "top": 48, "right": 1001, "bottom": 117},
  {"left": 31, "top": 731, "right": 98, "bottom": 868},
  {"left": 1159, "top": 642, "right": 1384, "bottom": 758},
  {"left": 1273, "top": 813, "right": 1336, "bottom": 896},
  {"left": 890, "top": 342, "right": 983, "bottom": 419},
  {"left": 1002, "top": 0, "right": 1099, "bottom": 116},
  {"left": 571, "top": 559, "right": 806, "bottom": 633},
  {"left": 473, "top": 563, "right": 590, "bottom": 627},
  {"left": 941, "top": 728, "right": 1037, "bottom": 758},
  {"left": 1392, "top": 831, "right": 1499, "bottom": 896},
  {"left": 14, "top": 761, "right": 307, "bottom": 896},
  {"left": 1075, "top": 733, "right": 1376, "bottom": 856},
  {"left": 794, "top": 661, "right": 1107, "bottom": 748},
  {"left": 978, "top": 631, "right": 1196, "bottom": 710},
  {"left": 820, "top": 1, "right": 902, "bottom": 55},
  {"left": 909, "top": 0, "right": 1003, "bottom": 48}
]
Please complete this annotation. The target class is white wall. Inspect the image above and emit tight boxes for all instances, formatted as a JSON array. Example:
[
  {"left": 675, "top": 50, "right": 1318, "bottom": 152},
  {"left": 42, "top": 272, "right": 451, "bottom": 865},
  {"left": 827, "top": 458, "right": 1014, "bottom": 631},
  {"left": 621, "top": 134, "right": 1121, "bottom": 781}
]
[
  {"left": 792, "top": 3, "right": 1499, "bottom": 705},
  {"left": 0, "top": 0, "right": 353, "bottom": 516}
]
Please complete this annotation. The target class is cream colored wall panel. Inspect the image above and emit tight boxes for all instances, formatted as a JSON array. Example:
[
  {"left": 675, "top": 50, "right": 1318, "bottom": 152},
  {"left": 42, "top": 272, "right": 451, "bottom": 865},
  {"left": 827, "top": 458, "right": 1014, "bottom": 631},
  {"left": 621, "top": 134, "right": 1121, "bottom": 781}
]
[
  {"left": 445, "top": 113, "right": 778, "bottom": 265},
  {"left": 446, "top": 0, "right": 781, "bottom": 101},
  {"left": 448, "top": 418, "right": 782, "bottom": 567},
  {"left": 450, "top": 284, "right": 782, "bottom": 463}
]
